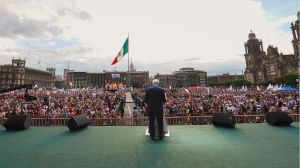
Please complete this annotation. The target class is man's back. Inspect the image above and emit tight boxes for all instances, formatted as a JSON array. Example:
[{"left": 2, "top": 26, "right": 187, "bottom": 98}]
[
  {"left": 145, "top": 85, "right": 166, "bottom": 106},
  {"left": 144, "top": 79, "right": 167, "bottom": 140}
]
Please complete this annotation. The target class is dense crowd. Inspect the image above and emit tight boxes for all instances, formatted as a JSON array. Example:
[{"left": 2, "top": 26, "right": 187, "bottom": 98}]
[
  {"left": 0, "top": 86, "right": 299, "bottom": 120},
  {"left": 0, "top": 89, "right": 126, "bottom": 119},
  {"left": 132, "top": 87, "right": 299, "bottom": 117}
]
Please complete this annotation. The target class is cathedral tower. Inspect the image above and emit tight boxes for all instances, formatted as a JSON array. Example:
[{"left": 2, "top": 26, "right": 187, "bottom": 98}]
[
  {"left": 244, "top": 31, "right": 266, "bottom": 83},
  {"left": 291, "top": 12, "right": 299, "bottom": 57}
]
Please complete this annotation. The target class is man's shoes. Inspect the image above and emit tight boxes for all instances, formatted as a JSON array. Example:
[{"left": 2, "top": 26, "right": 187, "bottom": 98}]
[
  {"left": 159, "top": 137, "right": 164, "bottom": 141},
  {"left": 150, "top": 137, "right": 155, "bottom": 140}
]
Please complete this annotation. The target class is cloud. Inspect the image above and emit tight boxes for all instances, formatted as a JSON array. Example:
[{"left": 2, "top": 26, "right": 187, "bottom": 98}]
[
  {"left": 132, "top": 58, "right": 245, "bottom": 76},
  {"left": 0, "top": 41, "right": 94, "bottom": 73},
  {"left": 16, "top": 38, "right": 81, "bottom": 50},
  {"left": 0, "top": 0, "right": 297, "bottom": 76},
  {"left": 57, "top": 7, "right": 92, "bottom": 20},
  {"left": 73, "top": 11, "right": 92, "bottom": 20},
  {"left": 183, "top": 57, "right": 201, "bottom": 62},
  {"left": 0, "top": 7, "right": 63, "bottom": 39}
]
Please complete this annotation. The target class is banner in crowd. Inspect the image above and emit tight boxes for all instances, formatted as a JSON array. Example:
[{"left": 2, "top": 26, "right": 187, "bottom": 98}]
[{"left": 112, "top": 74, "right": 120, "bottom": 79}]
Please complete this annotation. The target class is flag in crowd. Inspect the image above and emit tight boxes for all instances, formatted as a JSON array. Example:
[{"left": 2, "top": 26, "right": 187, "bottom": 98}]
[
  {"left": 206, "top": 87, "right": 210, "bottom": 94},
  {"left": 267, "top": 84, "right": 273, "bottom": 90},
  {"left": 33, "top": 84, "right": 38, "bottom": 89},
  {"left": 183, "top": 88, "right": 190, "bottom": 94}
]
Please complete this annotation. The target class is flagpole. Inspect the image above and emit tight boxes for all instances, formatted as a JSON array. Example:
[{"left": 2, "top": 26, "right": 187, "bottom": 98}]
[{"left": 127, "top": 33, "right": 130, "bottom": 89}]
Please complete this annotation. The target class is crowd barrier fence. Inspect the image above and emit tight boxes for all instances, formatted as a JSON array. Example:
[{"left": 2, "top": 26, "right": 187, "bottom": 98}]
[{"left": 0, "top": 114, "right": 299, "bottom": 126}]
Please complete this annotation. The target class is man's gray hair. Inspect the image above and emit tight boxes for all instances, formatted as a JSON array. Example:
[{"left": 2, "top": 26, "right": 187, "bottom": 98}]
[{"left": 152, "top": 79, "right": 159, "bottom": 84}]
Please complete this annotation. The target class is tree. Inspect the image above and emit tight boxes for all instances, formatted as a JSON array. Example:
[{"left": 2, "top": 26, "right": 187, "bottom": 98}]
[
  {"left": 232, "top": 80, "right": 251, "bottom": 87},
  {"left": 281, "top": 73, "right": 299, "bottom": 87}
]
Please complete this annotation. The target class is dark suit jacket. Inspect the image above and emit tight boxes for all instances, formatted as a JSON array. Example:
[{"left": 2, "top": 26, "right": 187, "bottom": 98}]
[{"left": 145, "top": 85, "right": 166, "bottom": 113}]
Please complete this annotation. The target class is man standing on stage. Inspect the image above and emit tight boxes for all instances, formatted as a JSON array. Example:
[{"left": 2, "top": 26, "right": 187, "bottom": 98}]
[{"left": 145, "top": 79, "right": 166, "bottom": 140}]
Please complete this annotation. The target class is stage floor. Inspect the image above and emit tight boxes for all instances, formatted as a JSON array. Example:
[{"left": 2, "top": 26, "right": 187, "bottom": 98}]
[{"left": 0, "top": 123, "right": 299, "bottom": 168}]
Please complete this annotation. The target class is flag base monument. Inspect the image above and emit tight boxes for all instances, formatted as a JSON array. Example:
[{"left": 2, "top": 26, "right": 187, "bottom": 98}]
[{"left": 145, "top": 113, "right": 170, "bottom": 137}]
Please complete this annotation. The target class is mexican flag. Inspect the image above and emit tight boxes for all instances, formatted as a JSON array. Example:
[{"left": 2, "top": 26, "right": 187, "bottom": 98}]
[{"left": 111, "top": 38, "right": 129, "bottom": 65}]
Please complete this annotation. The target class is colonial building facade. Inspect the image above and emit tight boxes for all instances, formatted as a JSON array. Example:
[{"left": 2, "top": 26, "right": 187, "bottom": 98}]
[
  {"left": 155, "top": 67, "right": 207, "bottom": 88},
  {"left": 244, "top": 12, "right": 299, "bottom": 83},
  {"left": 67, "top": 70, "right": 149, "bottom": 88},
  {"left": 0, "top": 59, "right": 55, "bottom": 87},
  {"left": 154, "top": 74, "right": 177, "bottom": 88},
  {"left": 207, "top": 73, "right": 244, "bottom": 86}
]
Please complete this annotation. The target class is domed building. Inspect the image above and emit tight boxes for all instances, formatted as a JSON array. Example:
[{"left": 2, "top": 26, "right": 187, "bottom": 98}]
[
  {"left": 244, "top": 31, "right": 266, "bottom": 83},
  {"left": 244, "top": 12, "right": 299, "bottom": 83}
]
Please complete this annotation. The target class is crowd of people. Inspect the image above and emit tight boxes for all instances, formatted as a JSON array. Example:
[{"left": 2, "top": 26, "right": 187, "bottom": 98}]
[
  {"left": 0, "top": 86, "right": 299, "bottom": 122},
  {"left": 132, "top": 87, "right": 299, "bottom": 116},
  {"left": 0, "top": 88, "right": 126, "bottom": 119}
]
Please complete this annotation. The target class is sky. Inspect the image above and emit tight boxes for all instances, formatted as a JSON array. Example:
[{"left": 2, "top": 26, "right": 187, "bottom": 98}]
[{"left": 0, "top": 0, "right": 298, "bottom": 76}]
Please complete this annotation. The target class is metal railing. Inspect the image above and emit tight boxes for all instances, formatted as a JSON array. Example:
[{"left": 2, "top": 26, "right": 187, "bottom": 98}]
[{"left": 0, "top": 114, "right": 299, "bottom": 127}]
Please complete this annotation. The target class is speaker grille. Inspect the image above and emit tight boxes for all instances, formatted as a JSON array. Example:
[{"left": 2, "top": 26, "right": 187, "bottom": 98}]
[
  {"left": 67, "top": 115, "right": 91, "bottom": 131},
  {"left": 266, "top": 112, "right": 293, "bottom": 126},
  {"left": 212, "top": 113, "right": 236, "bottom": 128},
  {"left": 4, "top": 115, "right": 31, "bottom": 130}
]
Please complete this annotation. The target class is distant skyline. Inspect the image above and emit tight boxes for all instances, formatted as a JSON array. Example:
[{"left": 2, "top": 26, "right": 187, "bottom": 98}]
[{"left": 0, "top": 0, "right": 298, "bottom": 76}]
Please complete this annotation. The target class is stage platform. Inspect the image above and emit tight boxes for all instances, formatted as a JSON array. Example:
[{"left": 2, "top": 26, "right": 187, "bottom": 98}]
[{"left": 0, "top": 123, "right": 299, "bottom": 168}]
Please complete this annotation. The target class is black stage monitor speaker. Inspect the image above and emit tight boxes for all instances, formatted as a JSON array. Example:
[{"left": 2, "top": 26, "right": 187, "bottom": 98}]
[
  {"left": 68, "top": 115, "right": 91, "bottom": 131},
  {"left": 266, "top": 112, "right": 293, "bottom": 126},
  {"left": 4, "top": 115, "right": 31, "bottom": 130},
  {"left": 212, "top": 113, "right": 236, "bottom": 128}
]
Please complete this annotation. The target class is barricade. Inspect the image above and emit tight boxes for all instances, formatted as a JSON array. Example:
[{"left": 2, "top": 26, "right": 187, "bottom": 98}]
[{"left": 0, "top": 114, "right": 299, "bottom": 126}]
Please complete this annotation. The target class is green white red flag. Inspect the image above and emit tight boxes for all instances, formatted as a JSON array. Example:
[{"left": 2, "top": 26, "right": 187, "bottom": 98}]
[{"left": 111, "top": 38, "right": 129, "bottom": 65}]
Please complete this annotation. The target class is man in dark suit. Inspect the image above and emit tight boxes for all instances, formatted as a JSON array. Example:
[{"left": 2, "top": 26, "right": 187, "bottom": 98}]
[{"left": 145, "top": 79, "right": 166, "bottom": 140}]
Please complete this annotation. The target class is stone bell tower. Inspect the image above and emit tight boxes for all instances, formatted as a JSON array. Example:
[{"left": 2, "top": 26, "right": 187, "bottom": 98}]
[
  {"left": 244, "top": 31, "right": 266, "bottom": 83},
  {"left": 291, "top": 12, "right": 299, "bottom": 57}
]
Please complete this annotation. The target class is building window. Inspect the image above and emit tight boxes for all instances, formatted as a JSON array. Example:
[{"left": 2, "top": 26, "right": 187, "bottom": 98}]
[
  {"left": 270, "top": 65, "right": 275, "bottom": 71},
  {"left": 258, "top": 72, "right": 261, "bottom": 77}
]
